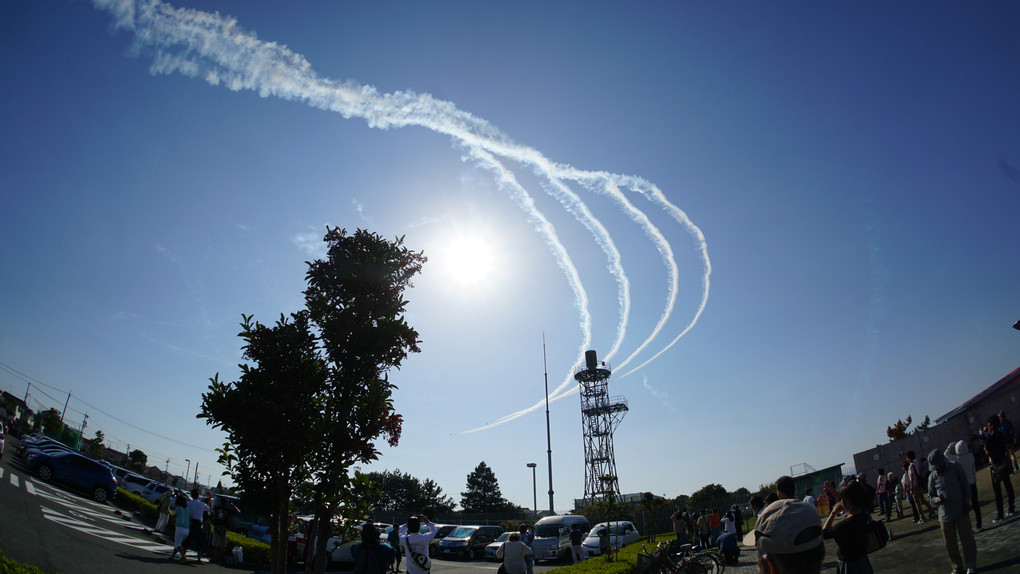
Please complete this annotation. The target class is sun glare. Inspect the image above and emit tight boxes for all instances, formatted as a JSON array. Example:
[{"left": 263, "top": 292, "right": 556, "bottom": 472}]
[{"left": 436, "top": 228, "right": 500, "bottom": 292}]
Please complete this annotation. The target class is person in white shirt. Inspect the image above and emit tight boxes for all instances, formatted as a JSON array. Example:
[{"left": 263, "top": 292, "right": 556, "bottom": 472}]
[
  {"left": 185, "top": 489, "right": 211, "bottom": 564},
  {"left": 802, "top": 488, "right": 817, "bottom": 511},
  {"left": 399, "top": 515, "right": 437, "bottom": 574}
]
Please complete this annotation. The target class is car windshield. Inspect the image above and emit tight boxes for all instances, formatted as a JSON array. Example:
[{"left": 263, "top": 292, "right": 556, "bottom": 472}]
[
  {"left": 534, "top": 524, "right": 561, "bottom": 538},
  {"left": 436, "top": 525, "right": 457, "bottom": 538},
  {"left": 449, "top": 527, "right": 477, "bottom": 538},
  {"left": 494, "top": 532, "right": 511, "bottom": 542}
]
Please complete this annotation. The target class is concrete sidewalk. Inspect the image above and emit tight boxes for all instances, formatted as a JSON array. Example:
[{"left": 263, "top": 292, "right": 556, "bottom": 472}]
[{"left": 723, "top": 468, "right": 1020, "bottom": 573}]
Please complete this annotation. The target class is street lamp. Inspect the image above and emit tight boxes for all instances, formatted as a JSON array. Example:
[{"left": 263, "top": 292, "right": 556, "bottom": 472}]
[
  {"left": 527, "top": 463, "right": 538, "bottom": 524},
  {"left": 185, "top": 459, "right": 191, "bottom": 489}
]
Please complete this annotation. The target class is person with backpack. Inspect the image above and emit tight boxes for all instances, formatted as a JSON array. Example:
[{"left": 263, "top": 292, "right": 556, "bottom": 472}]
[{"left": 353, "top": 522, "right": 396, "bottom": 574}]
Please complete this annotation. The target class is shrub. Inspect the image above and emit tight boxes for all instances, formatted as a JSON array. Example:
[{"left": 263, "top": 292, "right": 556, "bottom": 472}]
[
  {"left": 115, "top": 488, "right": 159, "bottom": 521},
  {"left": 226, "top": 531, "right": 271, "bottom": 565},
  {"left": 0, "top": 550, "right": 51, "bottom": 574}
]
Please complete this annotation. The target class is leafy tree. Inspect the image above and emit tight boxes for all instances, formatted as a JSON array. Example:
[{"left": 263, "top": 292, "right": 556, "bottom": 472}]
[
  {"left": 129, "top": 449, "right": 148, "bottom": 472},
  {"left": 200, "top": 312, "right": 327, "bottom": 574},
  {"left": 40, "top": 408, "right": 63, "bottom": 437},
  {"left": 887, "top": 415, "right": 913, "bottom": 442},
  {"left": 461, "top": 461, "right": 513, "bottom": 513},
  {"left": 86, "top": 429, "right": 106, "bottom": 459},
  {"left": 420, "top": 478, "right": 456, "bottom": 515},
  {"left": 732, "top": 487, "right": 751, "bottom": 500},
  {"left": 301, "top": 228, "right": 425, "bottom": 574},
  {"left": 914, "top": 415, "right": 932, "bottom": 432},
  {"left": 689, "top": 483, "right": 728, "bottom": 504}
]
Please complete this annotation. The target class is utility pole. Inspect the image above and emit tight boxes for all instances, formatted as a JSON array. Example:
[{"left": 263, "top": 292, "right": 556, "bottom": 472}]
[
  {"left": 60, "top": 391, "right": 71, "bottom": 424},
  {"left": 543, "top": 334, "right": 555, "bottom": 514}
]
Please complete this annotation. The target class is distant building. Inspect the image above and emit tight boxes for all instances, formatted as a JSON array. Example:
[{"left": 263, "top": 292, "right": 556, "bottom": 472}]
[
  {"left": 1, "top": 390, "right": 32, "bottom": 426},
  {"left": 853, "top": 366, "right": 1020, "bottom": 479}
]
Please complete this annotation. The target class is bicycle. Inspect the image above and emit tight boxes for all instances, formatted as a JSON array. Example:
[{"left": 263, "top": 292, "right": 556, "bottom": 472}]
[{"left": 637, "top": 542, "right": 720, "bottom": 574}]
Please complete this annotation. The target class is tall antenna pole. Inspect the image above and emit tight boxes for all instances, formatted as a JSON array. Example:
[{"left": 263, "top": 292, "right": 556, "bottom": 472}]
[{"left": 543, "top": 333, "right": 555, "bottom": 514}]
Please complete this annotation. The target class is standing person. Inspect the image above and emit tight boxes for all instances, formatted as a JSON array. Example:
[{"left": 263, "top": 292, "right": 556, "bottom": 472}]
[
  {"left": 185, "top": 488, "right": 211, "bottom": 564},
  {"left": 670, "top": 509, "right": 687, "bottom": 543},
  {"left": 153, "top": 488, "right": 174, "bottom": 535},
  {"left": 496, "top": 532, "right": 532, "bottom": 574},
  {"left": 746, "top": 499, "right": 826, "bottom": 574},
  {"left": 696, "top": 509, "right": 710, "bottom": 548},
  {"left": 387, "top": 527, "right": 402, "bottom": 573},
  {"left": 888, "top": 472, "right": 903, "bottom": 520},
  {"left": 803, "top": 488, "right": 817, "bottom": 510},
  {"left": 980, "top": 415, "right": 1016, "bottom": 522},
  {"left": 399, "top": 514, "right": 437, "bottom": 574},
  {"left": 999, "top": 411, "right": 1018, "bottom": 471},
  {"left": 874, "top": 469, "right": 889, "bottom": 519},
  {"left": 901, "top": 462, "right": 921, "bottom": 523},
  {"left": 908, "top": 452, "right": 936, "bottom": 520},
  {"left": 568, "top": 523, "right": 585, "bottom": 563},
  {"left": 171, "top": 494, "right": 191, "bottom": 562},
  {"left": 209, "top": 496, "right": 240, "bottom": 563},
  {"left": 927, "top": 449, "right": 977, "bottom": 574},
  {"left": 353, "top": 522, "right": 396, "bottom": 574},
  {"left": 720, "top": 509, "right": 736, "bottom": 538},
  {"left": 708, "top": 508, "right": 721, "bottom": 545},
  {"left": 945, "top": 439, "right": 982, "bottom": 532},
  {"left": 518, "top": 524, "right": 534, "bottom": 574},
  {"left": 731, "top": 504, "right": 744, "bottom": 540},
  {"left": 822, "top": 480, "right": 874, "bottom": 574}
]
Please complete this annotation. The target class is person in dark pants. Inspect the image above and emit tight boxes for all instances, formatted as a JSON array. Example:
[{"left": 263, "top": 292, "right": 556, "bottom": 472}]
[{"left": 981, "top": 415, "right": 1016, "bottom": 522}]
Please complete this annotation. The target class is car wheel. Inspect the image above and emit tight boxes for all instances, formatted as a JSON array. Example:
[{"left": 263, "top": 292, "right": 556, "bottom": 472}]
[
  {"left": 93, "top": 486, "right": 109, "bottom": 503},
  {"left": 37, "top": 464, "right": 54, "bottom": 482}
]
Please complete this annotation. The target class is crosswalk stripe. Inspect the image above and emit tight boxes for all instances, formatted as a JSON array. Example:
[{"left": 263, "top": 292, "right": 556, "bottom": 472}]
[
  {"left": 25, "top": 480, "right": 35, "bottom": 495},
  {"left": 41, "top": 506, "right": 172, "bottom": 554},
  {"left": 10, "top": 473, "right": 18, "bottom": 487}
]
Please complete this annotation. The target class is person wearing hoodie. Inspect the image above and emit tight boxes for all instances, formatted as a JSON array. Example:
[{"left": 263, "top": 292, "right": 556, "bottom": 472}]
[
  {"left": 928, "top": 449, "right": 977, "bottom": 574},
  {"left": 945, "top": 439, "right": 982, "bottom": 532}
]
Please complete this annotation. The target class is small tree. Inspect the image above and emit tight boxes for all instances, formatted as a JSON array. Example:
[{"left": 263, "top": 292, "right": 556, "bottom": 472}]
[
  {"left": 461, "top": 461, "right": 512, "bottom": 513},
  {"left": 40, "top": 408, "right": 63, "bottom": 437},
  {"left": 86, "top": 429, "right": 106, "bottom": 459},
  {"left": 689, "top": 483, "right": 729, "bottom": 504},
  {"left": 129, "top": 449, "right": 148, "bottom": 472},
  {"left": 887, "top": 415, "right": 913, "bottom": 442}
]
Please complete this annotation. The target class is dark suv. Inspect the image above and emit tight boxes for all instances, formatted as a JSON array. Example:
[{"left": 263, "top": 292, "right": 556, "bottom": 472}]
[{"left": 437, "top": 525, "right": 504, "bottom": 560}]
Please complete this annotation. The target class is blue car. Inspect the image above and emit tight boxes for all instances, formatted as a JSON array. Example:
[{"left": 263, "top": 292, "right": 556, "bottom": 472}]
[{"left": 26, "top": 450, "right": 118, "bottom": 503}]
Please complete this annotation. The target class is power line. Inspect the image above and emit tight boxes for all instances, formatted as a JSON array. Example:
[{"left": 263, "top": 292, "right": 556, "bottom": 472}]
[{"left": 0, "top": 360, "right": 214, "bottom": 452}]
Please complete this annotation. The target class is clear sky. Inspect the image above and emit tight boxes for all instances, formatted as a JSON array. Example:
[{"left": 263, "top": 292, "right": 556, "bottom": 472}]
[{"left": 1, "top": 0, "right": 1018, "bottom": 512}]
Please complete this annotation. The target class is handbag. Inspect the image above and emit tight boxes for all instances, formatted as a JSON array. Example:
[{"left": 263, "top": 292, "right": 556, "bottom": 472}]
[
  {"left": 407, "top": 544, "right": 431, "bottom": 571},
  {"left": 862, "top": 518, "right": 889, "bottom": 554}
]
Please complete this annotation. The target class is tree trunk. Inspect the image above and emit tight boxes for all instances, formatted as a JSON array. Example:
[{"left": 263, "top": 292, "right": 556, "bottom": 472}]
[{"left": 313, "top": 505, "right": 331, "bottom": 574}]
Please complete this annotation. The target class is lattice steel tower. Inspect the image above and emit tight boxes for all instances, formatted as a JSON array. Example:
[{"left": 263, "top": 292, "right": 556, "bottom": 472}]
[{"left": 574, "top": 349, "right": 628, "bottom": 505}]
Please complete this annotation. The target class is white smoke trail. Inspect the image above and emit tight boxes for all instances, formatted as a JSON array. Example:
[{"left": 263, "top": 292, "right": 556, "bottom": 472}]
[{"left": 89, "top": 0, "right": 712, "bottom": 426}]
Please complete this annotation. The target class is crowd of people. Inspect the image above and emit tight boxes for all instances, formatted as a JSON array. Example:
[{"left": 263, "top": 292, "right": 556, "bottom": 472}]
[
  {"left": 153, "top": 487, "right": 240, "bottom": 564},
  {"left": 739, "top": 410, "right": 1017, "bottom": 574}
]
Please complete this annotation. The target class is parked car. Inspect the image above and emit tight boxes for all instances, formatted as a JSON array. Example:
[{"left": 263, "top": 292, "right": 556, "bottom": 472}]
[
  {"left": 428, "top": 524, "right": 459, "bottom": 557},
  {"left": 0, "top": 421, "right": 6, "bottom": 457},
  {"left": 119, "top": 473, "right": 151, "bottom": 495},
  {"left": 327, "top": 521, "right": 394, "bottom": 564},
  {"left": 437, "top": 525, "right": 503, "bottom": 560},
  {"left": 18, "top": 435, "right": 72, "bottom": 458},
  {"left": 580, "top": 521, "right": 640, "bottom": 557},
  {"left": 531, "top": 515, "right": 590, "bottom": 562},
  {"left": 25, "top": 450, "right": 118, "bottom": 503},
  {"left": 20, "top": 442, "right": 74, "bottom": 461},
  {"left": 211, "top": 493, "right": 263, "bottom": 535},
  {"left": 140, "top": 481, "right": 174, "bottom": 504},
  {"left": 484, "top": 531, "right": 513, "bottom": 560}
]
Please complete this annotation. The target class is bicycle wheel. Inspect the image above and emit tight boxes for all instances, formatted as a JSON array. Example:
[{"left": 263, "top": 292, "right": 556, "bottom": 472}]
[{"left": 695, "top": 551, "right": 725, "bottom": 574}]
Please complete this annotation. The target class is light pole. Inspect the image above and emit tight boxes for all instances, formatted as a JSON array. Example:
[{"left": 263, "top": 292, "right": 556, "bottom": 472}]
[
  {"left": 185, "top": 459, "right": 191, "bottom": 489},
  {"left": 527, "top": 463, "right": 538, "bottom": 524}
]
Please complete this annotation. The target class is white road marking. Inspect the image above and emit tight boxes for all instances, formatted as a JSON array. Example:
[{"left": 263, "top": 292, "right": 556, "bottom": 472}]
[
  {"left": 41, "top": 505, "right": 172, "bottom": 554},
  {"left": 10, "top": 473, "right": 18, "bottom": 487}
]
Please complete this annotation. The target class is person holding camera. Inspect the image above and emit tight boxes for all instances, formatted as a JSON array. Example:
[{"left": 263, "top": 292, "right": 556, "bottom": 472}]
[{"left": 399, "top": 515, "right": 437, "bottom": 574}]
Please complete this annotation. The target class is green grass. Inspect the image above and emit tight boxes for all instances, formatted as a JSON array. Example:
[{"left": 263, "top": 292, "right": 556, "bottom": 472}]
[{"left": 548, "top": 533, "right": 677, "bottom": 574}]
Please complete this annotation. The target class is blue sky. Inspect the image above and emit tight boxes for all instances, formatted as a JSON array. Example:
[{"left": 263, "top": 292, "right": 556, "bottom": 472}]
[{"left": 1, "top": 0, "right": 1018, "bottom": 511}]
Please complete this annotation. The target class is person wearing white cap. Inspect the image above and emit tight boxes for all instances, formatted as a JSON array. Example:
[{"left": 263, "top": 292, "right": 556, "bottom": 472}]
[
  {"left": 928, "top": 448, "right": 977, "bottom": 574},
  {"left": 743, "top": 499, "right": 825, "bottom": 574}
]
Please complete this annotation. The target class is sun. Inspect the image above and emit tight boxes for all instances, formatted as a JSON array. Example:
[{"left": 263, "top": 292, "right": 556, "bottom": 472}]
[{"left": 434, "top": 226, "right": 501, "bottom": 293}]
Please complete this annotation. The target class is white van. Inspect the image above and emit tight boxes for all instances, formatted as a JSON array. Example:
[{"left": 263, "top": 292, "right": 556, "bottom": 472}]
[{"left": 530, "top": 515, "right": 589, "bottom": 562}]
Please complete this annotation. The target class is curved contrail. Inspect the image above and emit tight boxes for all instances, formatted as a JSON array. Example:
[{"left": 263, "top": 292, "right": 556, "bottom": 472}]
[{"left": 88, "top": 0, "right": 712, "bottom": 430}]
